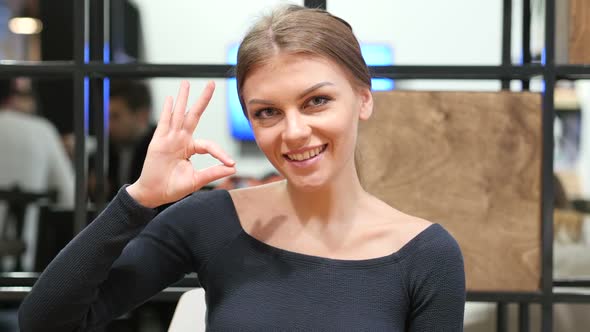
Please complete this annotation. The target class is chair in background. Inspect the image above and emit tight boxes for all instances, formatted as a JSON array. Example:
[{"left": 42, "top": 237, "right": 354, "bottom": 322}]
[
  {"left": 0, "top": 186, "right": 55, "bottom": 271},
  {"left": 168, "top": 288, "right": 207, "bottom": 332}
]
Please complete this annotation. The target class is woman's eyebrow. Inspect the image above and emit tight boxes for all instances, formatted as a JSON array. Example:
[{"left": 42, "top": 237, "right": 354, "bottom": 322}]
[
  {"left": 247, "top": 81, "right": 334, "bottom": 106},
  {"left": 248, "top": 98, "right": 275, "bottom": 106},
  {"left": 298, "top": 81, "right": 334, "bottom": 99}
]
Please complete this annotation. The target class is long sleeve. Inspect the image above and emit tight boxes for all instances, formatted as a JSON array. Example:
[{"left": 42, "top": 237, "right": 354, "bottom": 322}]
[
  {"left": 404, "top": 226, "right": 466, "bottom": 331},
  {"left": 18, "top": 187, "right": 192, "bottom": 332}
]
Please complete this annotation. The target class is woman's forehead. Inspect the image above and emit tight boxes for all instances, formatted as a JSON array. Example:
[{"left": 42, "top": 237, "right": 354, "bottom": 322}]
[
  {"left": 242, "top": 53, "right": 352, "bottom": 96},
  {"left": 254, "top": 53, "right": 338, "bottom": 73}
]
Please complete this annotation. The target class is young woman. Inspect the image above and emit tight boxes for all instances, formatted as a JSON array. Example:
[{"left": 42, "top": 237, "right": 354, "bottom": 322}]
[{"left": 19, "top": 5, "right": 465, "bottom": 331}]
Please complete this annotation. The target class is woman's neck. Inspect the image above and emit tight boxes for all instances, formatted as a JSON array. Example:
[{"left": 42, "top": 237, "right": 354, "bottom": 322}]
[{"left": 283, "top": 165, "right": 367, "bottom": 228}]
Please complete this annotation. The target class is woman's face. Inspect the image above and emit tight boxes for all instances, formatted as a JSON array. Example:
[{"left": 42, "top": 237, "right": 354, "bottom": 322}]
[{"left": 241, "top": 53, "right": 373, "bottom": 190}]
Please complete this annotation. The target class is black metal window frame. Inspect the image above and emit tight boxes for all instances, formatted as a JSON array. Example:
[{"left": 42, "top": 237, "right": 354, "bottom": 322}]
[{"left": 2, "top": 0, "right": 590, "bottom": 331}]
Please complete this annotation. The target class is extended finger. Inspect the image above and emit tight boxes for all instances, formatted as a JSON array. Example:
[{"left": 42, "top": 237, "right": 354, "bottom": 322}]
[
  {"left": 183, "top": 81, "right": 215, "bottom": 132},
  {"left": 189, "top": 139, "right": 235, "bottom": 167},
  {"left": 154, "top": 96, "right": 173, "bottom": 137},
  {"left": 193, "top": 165, "right": 236, "bottom": 189},
  {"left": 171, "top": 81, "right": 190, "bottom": 130}
]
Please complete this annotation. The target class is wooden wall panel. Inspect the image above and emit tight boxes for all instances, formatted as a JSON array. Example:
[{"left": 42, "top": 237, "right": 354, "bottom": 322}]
[
  {"left": 569, "top": 0, "right": 590, "bottom": 64},
  {"left": 357, "top": 91, "right": 542, "bottom": 291}
]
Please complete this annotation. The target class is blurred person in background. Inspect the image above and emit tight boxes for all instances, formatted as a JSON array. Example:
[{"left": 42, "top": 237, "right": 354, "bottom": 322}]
[
  {"left": 90, "top": 79, "right": 156, "bottom": 200},
  {"left": 0, "top": 78, "right": 74, "bottom": 271}
]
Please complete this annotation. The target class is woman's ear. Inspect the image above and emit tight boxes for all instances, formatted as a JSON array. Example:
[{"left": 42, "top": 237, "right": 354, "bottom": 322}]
[{"left": 358, "top": 87, "right": 373, "bottom": 121}]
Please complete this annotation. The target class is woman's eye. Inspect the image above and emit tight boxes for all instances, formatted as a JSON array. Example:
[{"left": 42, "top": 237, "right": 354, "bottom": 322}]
[
  {"left": 307, "top": 96, "right": 330, "bottom": 107},
  {"left": 253, "top": 108, "right": 278, "bottom": 119}
]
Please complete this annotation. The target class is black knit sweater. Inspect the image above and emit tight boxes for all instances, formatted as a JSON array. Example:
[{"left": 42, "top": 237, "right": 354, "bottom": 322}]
[{"left": 19, "top": 186, "right": 465, "bottom": 331}]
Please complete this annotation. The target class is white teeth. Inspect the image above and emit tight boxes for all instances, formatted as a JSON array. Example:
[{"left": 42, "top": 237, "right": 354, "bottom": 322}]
[{"left": 286, "top": 145, "right": 325, "bottom": 161}]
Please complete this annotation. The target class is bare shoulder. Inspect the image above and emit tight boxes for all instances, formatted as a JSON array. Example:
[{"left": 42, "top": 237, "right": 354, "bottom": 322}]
[
  {"left": 363, "top": 194, "right": 434, "bottom": 250},
  {"left": 369, "top": 197, "right": 463, "bottom": 262}
]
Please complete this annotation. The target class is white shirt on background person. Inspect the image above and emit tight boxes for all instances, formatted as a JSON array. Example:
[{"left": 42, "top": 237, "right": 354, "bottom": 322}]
[{"left": 0, "top": 109, "right": 75, "bottom": 271}]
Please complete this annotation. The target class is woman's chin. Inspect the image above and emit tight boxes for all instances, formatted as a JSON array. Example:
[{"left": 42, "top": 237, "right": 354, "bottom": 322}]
[{"left": 285, "top": 175, "right": 329, "bottom": 192}]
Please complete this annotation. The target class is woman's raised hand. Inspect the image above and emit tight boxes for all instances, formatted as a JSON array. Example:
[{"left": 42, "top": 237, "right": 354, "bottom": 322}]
[{"left": 127, "top": 81, "right": 236, "bottom": 208}]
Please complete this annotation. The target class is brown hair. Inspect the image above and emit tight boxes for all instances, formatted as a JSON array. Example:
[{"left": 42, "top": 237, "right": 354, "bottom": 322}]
[
  {"left": 235, "top": 5, "right": 371, "bottom": 117},
  {"left": 109, "top": 79, "right": 152, "bottom": 113}
]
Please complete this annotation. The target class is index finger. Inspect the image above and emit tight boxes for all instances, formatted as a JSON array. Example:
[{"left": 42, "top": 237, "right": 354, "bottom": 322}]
[
  {"left": 190, "top": 139, "right": 235, "bottom": 167},
  {"left": 183, "top": 81, "right": 215, "bottom": 132}
]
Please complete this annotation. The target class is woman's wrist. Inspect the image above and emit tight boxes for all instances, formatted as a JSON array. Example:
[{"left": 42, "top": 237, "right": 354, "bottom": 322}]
[{"left": 126, "top": 183, "right": 159, "bottom": 209}]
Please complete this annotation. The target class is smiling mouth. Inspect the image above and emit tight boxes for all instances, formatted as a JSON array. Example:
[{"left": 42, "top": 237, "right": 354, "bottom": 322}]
[{"left": 284, "top": 144, "right": 328, "bottom": 161}]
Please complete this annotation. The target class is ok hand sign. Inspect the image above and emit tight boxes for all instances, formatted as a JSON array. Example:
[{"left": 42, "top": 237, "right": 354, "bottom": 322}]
[{"left": 127, "top": 81, "right": 236, "bottom": 208}]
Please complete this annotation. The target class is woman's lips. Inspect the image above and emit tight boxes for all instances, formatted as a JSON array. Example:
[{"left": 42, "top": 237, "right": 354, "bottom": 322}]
[{"left": 283, "top": 144, "right": 328, "bottom": 167}]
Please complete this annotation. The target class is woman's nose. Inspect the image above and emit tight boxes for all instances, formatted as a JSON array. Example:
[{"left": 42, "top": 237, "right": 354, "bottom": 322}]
[{"left": 282, "top": 112, "right": 311, "bottom": 146}]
